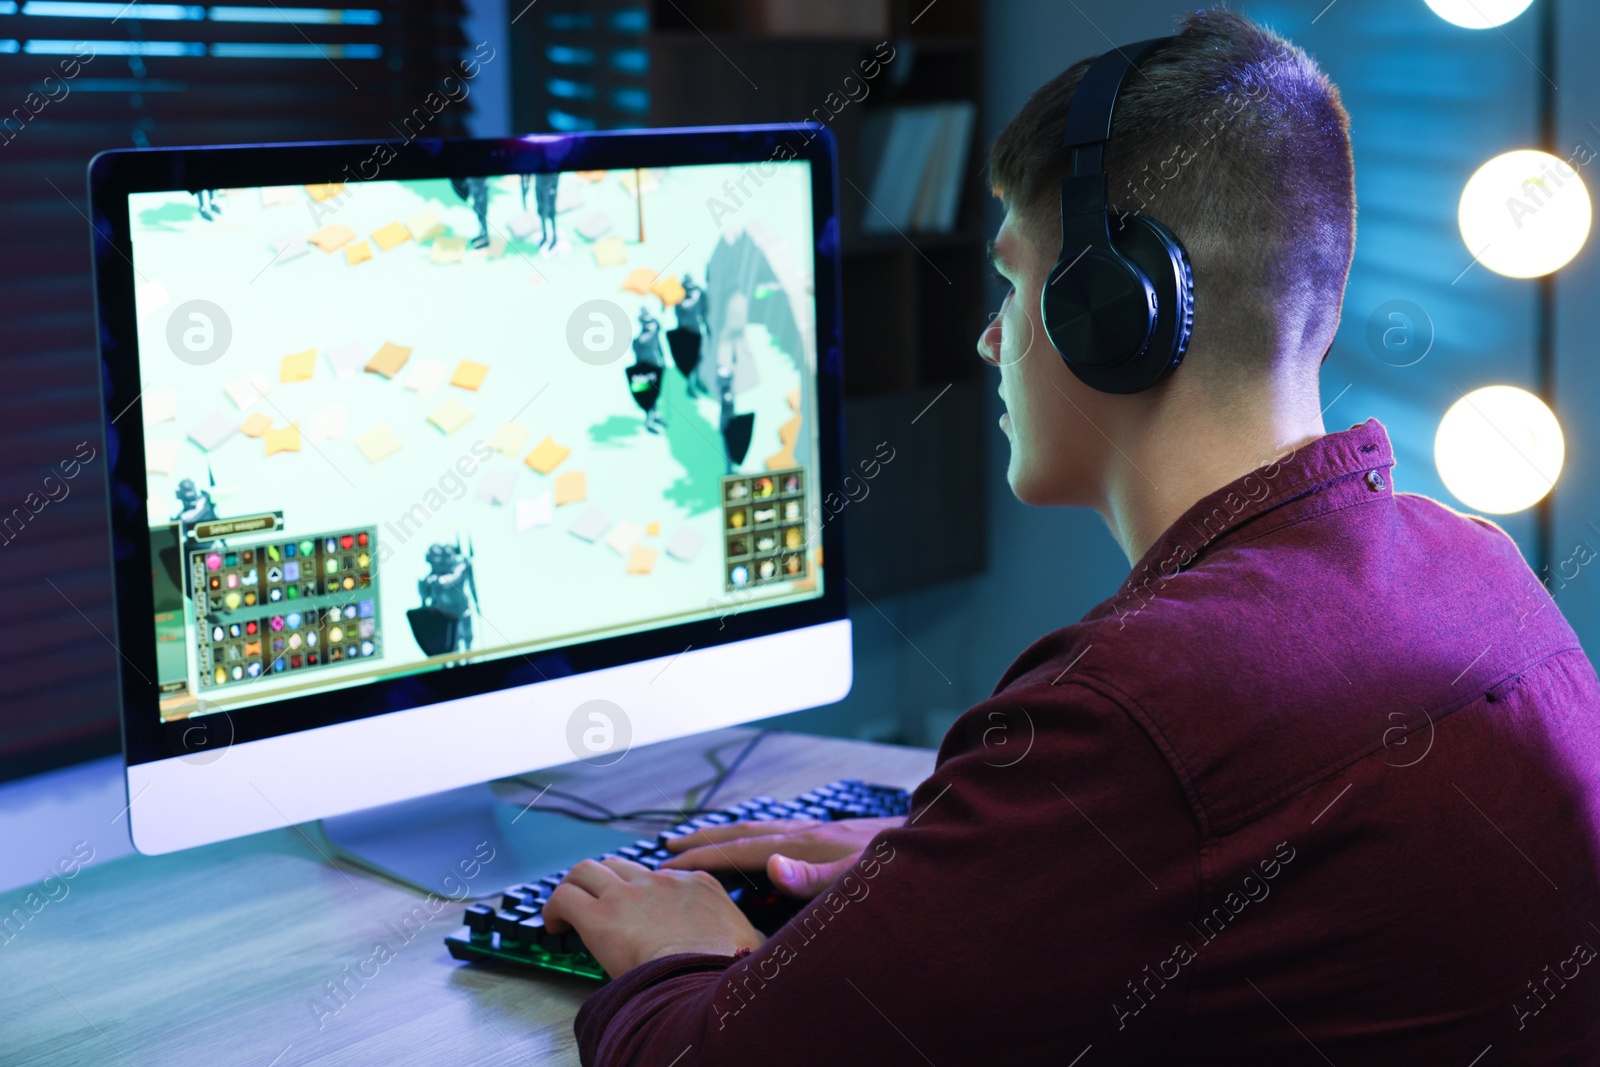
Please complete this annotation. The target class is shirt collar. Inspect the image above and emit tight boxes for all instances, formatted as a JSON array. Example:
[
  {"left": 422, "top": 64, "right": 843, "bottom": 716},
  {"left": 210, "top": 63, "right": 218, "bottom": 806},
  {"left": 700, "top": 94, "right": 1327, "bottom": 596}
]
[{"left": 1119, "top": 418, "right": 1396, "bottom": 594}]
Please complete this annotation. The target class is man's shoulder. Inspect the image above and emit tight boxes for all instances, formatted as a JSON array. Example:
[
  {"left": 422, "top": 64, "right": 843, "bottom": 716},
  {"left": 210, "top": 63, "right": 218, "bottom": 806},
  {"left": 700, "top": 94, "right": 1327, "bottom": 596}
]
[
  {"left": 993, "top": 486, "right": 1580, "bottom": 835},
  {"left": 1082, "top": 484, "right": 1541, "bottom": 647}
]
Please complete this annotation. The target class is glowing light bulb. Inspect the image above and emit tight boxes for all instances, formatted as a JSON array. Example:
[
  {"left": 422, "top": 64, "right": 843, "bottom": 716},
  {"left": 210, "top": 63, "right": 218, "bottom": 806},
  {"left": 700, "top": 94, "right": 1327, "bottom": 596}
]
[
  {"left": 1435, "top": 386, "right": 1563, "bottom": 514},
  {"left": 1458, "top": 150, "right": 1592, "bottom": 278},
  {"left": 1424, "top": 0, "right": 1535, "bottom": 29}
]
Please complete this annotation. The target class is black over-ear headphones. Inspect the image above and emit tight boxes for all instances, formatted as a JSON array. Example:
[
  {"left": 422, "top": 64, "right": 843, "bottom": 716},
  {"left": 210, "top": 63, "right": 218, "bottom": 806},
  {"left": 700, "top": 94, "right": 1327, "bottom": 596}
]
[{"left": 1042, "top": 37, "right": 1195, "bottom": 394}]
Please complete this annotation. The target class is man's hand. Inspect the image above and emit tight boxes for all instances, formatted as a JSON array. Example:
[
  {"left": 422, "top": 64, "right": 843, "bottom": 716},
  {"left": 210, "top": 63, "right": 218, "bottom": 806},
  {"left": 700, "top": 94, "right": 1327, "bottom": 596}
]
[
  {"left": 542, "top": 858, "right": 766, "bottom": 977},
  {"left": 660, "top": 816, "right": 903, "bottom": 898}
]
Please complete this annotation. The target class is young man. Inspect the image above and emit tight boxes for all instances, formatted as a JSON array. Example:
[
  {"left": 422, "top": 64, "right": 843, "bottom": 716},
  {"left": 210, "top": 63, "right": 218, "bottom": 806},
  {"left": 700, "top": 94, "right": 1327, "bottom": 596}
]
[{"left": 543, "top": 10, "right": 1600, "bottom": 1064}]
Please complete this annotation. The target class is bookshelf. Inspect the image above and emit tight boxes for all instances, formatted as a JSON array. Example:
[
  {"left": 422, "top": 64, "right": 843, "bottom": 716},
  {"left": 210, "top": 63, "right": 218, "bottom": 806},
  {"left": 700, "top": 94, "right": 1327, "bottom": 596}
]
[{"left": 510, "top": 0, "right": 991, "bottom": 597}]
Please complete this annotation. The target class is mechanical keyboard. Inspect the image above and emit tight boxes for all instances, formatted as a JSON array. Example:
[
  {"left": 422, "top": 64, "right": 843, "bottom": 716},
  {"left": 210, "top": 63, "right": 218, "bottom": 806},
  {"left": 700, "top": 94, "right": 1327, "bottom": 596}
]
[{"left": 444, "top": 778, "right": 912, "bottom": 980}]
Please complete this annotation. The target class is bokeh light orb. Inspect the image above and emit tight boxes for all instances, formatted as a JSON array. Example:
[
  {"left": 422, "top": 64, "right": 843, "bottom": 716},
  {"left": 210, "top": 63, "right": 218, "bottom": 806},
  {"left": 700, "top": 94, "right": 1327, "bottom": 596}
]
[
  {"left": 1459, "top": 150, "right": 1592, "bottom": 278},
  {"left": 1424, "top": 0, "right": 1535, "bottom": 29},
  {"left": 1435, "top": 386, "right": 1564, "bottom": 514}
]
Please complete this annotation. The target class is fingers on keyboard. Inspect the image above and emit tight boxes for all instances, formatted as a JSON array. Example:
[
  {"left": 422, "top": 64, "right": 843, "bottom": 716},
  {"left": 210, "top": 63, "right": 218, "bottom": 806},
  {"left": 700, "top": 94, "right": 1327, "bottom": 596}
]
[
  {"left": 668, "top": 818, "right": 818, "bottom": 850},
  {"left": 453, "top": 780, "right": 912, "bottom": 974},
  {"left": 661, "top": 835, "right": 796, "bottom": 871}
]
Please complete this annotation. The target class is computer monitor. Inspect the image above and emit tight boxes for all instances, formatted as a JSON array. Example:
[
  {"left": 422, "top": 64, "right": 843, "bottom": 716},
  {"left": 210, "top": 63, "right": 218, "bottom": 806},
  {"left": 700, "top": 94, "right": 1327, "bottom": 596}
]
[{"left": 90, "top": 126, "right": 850, "bottom": 857}]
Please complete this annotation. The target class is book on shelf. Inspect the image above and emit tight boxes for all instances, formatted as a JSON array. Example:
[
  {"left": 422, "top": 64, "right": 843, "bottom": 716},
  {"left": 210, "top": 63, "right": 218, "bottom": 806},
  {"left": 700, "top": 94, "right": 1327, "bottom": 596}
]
[{"left": 861, "top": 101, "right": 976, "bottom": 236}]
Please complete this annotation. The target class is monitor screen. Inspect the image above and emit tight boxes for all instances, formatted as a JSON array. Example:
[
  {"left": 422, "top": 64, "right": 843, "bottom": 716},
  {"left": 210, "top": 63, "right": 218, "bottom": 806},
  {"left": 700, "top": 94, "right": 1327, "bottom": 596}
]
[{"left": 122, "top": 160, "right": 826, "bottom": 724}]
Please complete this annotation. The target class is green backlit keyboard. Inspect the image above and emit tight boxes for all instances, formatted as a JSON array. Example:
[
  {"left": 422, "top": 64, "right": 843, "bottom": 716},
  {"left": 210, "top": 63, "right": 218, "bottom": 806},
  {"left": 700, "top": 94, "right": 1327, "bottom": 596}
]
[{"left": 444, "top": 778, "right": 912, "bottom": 980}]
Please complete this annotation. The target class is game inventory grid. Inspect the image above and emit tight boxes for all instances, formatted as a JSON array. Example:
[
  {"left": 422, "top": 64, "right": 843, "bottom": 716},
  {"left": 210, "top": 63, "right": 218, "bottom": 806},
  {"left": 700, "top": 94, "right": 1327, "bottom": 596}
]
[
  {"left": 189, "top": 526, "right": 383, "bottom": 689},
  {"left": 723, "top": 468, "right": 807, "bottom": 591}
]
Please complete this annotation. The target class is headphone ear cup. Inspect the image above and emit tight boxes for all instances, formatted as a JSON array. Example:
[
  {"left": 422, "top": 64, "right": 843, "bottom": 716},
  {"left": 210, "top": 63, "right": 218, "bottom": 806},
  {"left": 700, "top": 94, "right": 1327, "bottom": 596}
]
[
  {"left": 1115, "top": 213, "right": 1194, "bottom": 392},
  {"left": 1052, "top": 214, "right": 1194, "bottom": 394},
  {"left": 1041, "top": 245, "right": 1157, "bottom": 374}
]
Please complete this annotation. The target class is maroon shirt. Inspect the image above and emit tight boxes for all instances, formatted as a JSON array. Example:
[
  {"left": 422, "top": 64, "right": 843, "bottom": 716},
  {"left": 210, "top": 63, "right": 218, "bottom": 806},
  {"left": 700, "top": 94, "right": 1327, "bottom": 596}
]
[{"left": 577, "top": 419, "right": 1600, "bottom": 1065}]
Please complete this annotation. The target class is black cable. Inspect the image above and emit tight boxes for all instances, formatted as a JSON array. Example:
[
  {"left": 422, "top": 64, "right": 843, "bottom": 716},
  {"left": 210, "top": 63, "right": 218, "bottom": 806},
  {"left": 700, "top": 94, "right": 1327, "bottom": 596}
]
[
  {"left": 523, "top": 785, "right": 624, "bottom": 820},
  {"left": 597, "top": 728, "right": 769, "bottom": 819},
  {"left": 507, "top": 729, "right": 772, "bottom": 826},
  {"left": 690, "top": 728, "right": 766, "bottom": 813}
]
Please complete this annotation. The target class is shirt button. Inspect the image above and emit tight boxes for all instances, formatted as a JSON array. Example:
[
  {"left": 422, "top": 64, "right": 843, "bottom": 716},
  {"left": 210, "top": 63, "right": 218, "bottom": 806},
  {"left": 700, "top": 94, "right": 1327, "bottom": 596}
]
[{"left": 1366, "top": 471, "right": 1386, "bottom": 492}]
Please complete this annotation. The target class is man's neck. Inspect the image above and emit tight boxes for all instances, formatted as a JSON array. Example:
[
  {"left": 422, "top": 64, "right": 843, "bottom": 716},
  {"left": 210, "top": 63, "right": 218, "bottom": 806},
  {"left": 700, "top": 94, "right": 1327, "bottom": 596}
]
[{"left": 1099, "top": 384, "right": 1327, "bottom": 566}]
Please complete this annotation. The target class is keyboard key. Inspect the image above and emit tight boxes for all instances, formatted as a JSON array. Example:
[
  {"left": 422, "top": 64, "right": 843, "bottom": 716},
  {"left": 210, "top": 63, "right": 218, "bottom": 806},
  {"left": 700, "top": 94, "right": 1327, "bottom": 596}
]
[
  {"left": 463, "top": 903, "right": 494, "bottom": 937},
  {"left": 517, "top": 914, "right": 548, "bottom": 949}
]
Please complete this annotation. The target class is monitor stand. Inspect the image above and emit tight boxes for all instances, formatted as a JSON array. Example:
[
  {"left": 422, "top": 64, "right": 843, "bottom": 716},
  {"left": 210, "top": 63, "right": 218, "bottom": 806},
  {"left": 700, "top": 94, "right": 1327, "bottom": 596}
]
[{"left": 318, "top": 782, "right": 641, "bottom": 898}]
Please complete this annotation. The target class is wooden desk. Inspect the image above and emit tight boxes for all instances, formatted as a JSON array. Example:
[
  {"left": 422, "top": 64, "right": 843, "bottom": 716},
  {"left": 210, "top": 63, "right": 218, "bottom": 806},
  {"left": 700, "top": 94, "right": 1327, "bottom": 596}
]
[{"left": 0, "top": 729, "right": 934, "bottom": 1066}]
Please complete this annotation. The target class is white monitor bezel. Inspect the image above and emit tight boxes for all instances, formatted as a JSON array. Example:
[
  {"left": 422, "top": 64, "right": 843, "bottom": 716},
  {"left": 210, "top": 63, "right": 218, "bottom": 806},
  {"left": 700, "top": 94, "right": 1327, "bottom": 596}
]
[{"left": 126, "top": 619, "right": 850, "bottom": 855}]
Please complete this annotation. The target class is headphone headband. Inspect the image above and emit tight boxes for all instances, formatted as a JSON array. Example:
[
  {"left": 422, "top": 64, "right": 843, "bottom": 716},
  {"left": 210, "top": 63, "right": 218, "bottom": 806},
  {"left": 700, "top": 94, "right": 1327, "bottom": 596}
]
[
  {"left": 1041, "top": 35, "right": 1195, "bottom": 395},
  {"left": 1059, "top": 37, "right": 1176, "bottom": 246},
  {"left": 1063, "top": 37, "right": 1175, "bottom": 149}
]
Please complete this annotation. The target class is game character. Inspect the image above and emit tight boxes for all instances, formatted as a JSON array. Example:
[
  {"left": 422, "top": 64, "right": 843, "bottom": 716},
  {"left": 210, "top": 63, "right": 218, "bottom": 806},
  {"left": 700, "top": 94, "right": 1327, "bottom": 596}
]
[
  {"left": 448, "top": 176, "right": 492, "bottom": 249},
  {"left": 628, "top": 308, "right": 667, "bottom": 433},
  {"left": 194, "top": 190, "right": 221, "bottom": 221},
  {"left": 410, "top": 541, "right": 478, "bottom": 656},
  {"left": 535, "top": 173, "right": 560, "bottom": 250},
  {"left": 668, "top": 274, "right": 709, "bottom": 398},
  {"left": 635, "top": 307, "right": 666, "bottom": 369},
  {"left": 626, "top": 362, "right": 664, "bottom": 433},
  {"left": 173, "top": 478, "right": 217, "bottom": 525},
  {"left": 517, "top": 173, "right": 562, "bottom": 250}
]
